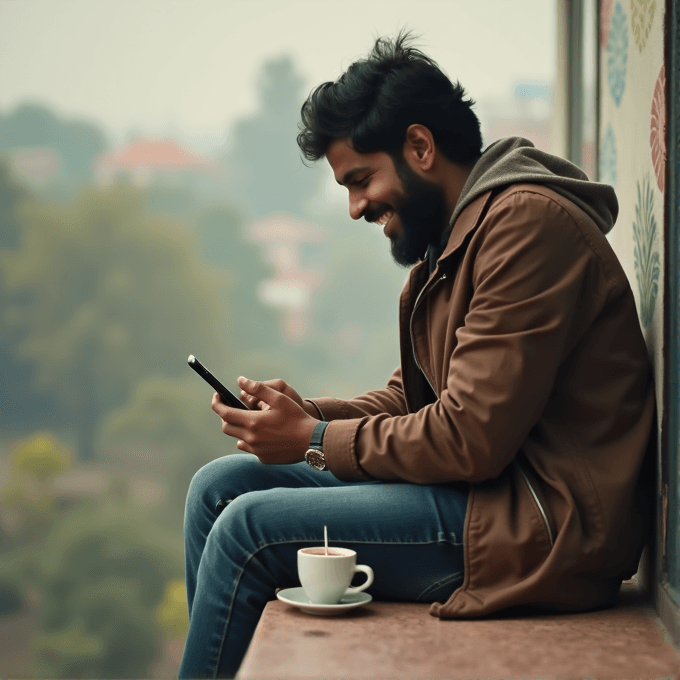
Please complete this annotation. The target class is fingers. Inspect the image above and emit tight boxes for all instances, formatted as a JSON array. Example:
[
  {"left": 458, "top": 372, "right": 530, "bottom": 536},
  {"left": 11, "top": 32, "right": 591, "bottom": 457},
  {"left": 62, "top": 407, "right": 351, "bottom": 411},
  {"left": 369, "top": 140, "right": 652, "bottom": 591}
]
[
  {"left": 212, "top": 378, "right": 315, "bottom": 466},
  {"left": 237, "top": 377, "right": 286, "bottom": 409},
  {"left": 212, "top": 392, "right": 257, "bottom": 422},
  {"left": 239, "top": 391, "right": 267, "bottom": 410},
  {"left": 265, "top": 378, "right": 290, "bottom": 395}
]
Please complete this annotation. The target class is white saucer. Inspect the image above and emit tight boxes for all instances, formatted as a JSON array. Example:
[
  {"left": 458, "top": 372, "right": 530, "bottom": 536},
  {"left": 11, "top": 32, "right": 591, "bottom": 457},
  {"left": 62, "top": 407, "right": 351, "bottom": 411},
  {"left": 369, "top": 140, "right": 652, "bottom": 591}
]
[{"left": 276, "top": 587, "right": 372, "bottom": 616}]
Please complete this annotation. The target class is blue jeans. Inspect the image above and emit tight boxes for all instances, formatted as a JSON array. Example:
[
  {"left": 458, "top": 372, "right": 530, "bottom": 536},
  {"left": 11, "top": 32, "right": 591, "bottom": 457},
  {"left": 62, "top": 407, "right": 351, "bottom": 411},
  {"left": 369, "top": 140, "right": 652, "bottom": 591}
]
[{"left": 179, "top": 454, "right": 468, "bottom": 679}]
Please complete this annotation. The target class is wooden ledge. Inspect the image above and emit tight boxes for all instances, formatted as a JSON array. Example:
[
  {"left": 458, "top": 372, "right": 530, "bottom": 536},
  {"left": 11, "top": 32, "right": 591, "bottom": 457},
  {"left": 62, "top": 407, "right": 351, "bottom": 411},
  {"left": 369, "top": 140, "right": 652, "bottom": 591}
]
[{"left": 237, "top": 586, "right": 680, "bottom": 679}]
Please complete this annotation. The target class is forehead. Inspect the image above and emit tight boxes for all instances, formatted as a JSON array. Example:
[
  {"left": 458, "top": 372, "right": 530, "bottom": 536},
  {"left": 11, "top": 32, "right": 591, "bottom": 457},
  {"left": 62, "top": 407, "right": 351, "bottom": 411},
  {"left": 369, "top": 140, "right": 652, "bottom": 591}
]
[{"left": 326, "top": 138, "right": 391, "bottom": 185}]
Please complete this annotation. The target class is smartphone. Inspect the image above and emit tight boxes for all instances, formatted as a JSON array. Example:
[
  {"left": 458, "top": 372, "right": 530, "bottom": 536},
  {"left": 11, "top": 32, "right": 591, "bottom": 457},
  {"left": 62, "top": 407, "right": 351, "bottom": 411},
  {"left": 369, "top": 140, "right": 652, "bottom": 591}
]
[{"left": 187, "top": 355, "right": 249, "bottom": 410}]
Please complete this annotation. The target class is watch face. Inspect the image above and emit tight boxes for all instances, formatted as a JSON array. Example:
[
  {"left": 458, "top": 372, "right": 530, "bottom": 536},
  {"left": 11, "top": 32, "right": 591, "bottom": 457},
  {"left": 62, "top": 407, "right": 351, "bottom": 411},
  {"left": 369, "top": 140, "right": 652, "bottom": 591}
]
[{"left": 305, "top": 448, "right": 326, "bottom": 471}]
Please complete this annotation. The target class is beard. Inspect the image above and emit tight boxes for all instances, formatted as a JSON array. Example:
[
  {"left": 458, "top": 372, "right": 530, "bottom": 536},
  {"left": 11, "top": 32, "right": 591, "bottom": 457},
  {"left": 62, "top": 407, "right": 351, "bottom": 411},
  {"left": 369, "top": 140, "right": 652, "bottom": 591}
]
[{"left": 388, "top": 160, "right": 449, "bottom": 267}]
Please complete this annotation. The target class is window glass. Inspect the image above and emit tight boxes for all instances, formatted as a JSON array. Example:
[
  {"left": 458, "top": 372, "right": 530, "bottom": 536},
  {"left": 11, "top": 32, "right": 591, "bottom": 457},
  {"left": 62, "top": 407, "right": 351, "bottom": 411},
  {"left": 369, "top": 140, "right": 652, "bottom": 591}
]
[{"left": 0, "top": 2, "right": 557, "bottom": 677}]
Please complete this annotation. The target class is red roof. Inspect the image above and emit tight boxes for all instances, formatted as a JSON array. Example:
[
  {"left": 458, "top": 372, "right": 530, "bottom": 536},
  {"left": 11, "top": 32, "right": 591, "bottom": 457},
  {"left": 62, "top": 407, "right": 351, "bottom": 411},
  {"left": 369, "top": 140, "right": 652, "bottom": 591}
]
[{"left": 98, "top": 138, "right": 217, "bottom": 172}]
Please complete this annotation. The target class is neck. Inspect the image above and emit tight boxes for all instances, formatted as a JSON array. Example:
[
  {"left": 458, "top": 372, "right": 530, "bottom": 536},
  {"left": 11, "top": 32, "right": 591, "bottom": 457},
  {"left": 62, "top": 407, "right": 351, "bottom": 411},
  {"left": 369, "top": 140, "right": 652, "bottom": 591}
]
[{"left": 441, "top": 160, "right": 476, "bottom": 218}]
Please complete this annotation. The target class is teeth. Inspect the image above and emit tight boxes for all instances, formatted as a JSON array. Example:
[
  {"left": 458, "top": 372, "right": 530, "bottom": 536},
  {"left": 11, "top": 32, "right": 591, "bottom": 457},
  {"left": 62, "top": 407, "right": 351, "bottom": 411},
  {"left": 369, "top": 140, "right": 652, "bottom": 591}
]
[{"left": 375, "top": 211, "right": 393, "bottom": 226}]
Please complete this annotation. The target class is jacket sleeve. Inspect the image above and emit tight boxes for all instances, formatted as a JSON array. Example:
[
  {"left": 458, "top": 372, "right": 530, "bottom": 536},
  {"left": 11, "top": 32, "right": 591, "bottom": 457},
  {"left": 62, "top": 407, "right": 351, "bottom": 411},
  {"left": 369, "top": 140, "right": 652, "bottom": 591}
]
[
  {"left": 306, "top": 366, "right": 409, "bottom": 421},
  {"left": 321, "top": 190, "right": 607, "bottom": 483}
]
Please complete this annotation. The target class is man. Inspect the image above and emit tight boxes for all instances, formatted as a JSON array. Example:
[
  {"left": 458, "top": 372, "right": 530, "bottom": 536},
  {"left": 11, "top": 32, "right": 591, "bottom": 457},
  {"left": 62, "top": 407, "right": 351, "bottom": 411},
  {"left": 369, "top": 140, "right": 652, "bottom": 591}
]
[{"left": 179, "top": 33, "right": 654, "bottom": 679}]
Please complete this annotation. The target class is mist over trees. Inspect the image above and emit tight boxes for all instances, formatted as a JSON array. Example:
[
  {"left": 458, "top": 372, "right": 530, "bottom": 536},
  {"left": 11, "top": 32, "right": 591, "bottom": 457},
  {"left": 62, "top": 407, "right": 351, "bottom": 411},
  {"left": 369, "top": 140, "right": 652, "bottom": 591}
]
[
  {"left": 0, "top": 51, "right": 405, "bottom": 678},
  {"left": 0, "top": 103, "right": 109, "bottom": 185},
  {"left": 220, "top": 55, "right": 325, "bottom": 219}
]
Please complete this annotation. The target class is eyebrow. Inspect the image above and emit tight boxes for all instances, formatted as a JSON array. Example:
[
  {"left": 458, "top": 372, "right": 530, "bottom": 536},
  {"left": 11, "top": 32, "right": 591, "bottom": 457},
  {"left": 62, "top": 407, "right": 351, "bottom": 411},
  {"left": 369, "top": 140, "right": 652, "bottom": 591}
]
[{"left": 337, "top": 167, "right": 371, "bottom": 186}]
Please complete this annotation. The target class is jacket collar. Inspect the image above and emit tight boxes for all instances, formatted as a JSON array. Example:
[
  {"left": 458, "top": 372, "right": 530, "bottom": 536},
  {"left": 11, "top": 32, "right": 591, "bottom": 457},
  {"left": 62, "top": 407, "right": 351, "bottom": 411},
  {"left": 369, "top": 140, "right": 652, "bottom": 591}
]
[{"left": 433, "top": 189, "right": 494, "bottom": 270}]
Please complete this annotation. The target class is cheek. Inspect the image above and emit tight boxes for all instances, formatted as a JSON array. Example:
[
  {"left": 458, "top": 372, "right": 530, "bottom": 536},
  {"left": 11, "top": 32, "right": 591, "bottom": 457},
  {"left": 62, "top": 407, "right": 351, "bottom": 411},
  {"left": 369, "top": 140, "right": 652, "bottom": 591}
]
[{"left": 369, "top": 179, "right": 397, "bottom": 206}]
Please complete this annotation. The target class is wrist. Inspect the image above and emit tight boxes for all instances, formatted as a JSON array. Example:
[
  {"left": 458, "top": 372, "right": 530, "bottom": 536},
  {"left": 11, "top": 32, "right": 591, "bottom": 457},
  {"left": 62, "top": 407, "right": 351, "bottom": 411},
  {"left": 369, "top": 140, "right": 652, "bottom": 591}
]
[
  {"left": 299, "top": 416, "right": 318, "bottom": 449},
  {"left": 305, "top": 421, "right": 329, "bottom": 471}
]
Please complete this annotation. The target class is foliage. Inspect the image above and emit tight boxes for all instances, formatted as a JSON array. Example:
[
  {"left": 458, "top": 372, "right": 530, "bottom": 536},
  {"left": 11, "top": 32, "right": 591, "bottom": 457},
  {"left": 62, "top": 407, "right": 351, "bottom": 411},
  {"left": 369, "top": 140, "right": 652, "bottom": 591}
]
[
  {"left": 0, "top": 102, "right": 108, "bottom": 184},
  {"left": 155, "top": 578, "right": 189, "bottom": 637},
  {"left": 10, "top": 432, "right": 72, "bottom": 482},
  {"left": 34, "top": 501, "right": 183, "bottom": 678},
  {"left": 35, "top": 581, "right": 158, "bottom": 678},
  {"left": 99, "top": 373, "right": 235, "bottom": 527},
  {"left": 0, "top": 569, "right": 24, "bottom": 616},
  {"left": 0, "top": 157, "right": 66, "bottom": 431},
  {"left": 309, "top": 208, "right": 406, "bottom": 396},
  {"left": 196, "top": 204, "right": 280, "bottom": 351},
  {"left": 0, "top": 180, "right": 230, "bottom": 459},
  {"left": 1, "top": 432, "right": 73, "bottom": 541},
  {"left": 220, "top": 55, "right": 324, "bottom": 219},
  {"left": 0, "top": 156, "right": 27, "bottom": 248}
]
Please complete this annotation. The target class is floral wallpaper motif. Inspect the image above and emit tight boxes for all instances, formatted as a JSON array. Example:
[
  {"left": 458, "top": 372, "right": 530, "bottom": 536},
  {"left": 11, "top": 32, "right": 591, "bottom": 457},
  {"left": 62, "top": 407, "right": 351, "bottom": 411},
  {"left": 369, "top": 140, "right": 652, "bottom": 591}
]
[
  {"left": 632, "top": 174, "right": 660, "bottom": 328},
  {"left": 630, "top": 0, "right": 656, "bottom": 52},
  {"left": 650, "top": 64, "right": 666, "bottom": 194},
  {"left": 601, "top": 0, "right": 614, "bottom": 47},
  {"left": 599, "top": 124, "right": 617, "bottom": 188},
  {"left": 607, "top": 2, "right": 629, "bottom": 106}
]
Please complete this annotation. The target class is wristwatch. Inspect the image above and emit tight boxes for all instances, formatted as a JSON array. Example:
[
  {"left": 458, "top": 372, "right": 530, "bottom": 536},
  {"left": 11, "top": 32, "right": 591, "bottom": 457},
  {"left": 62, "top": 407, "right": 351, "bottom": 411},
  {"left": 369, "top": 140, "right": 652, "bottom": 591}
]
[{"left": 305, "top": 421, "right": 329, "bottom": 471}]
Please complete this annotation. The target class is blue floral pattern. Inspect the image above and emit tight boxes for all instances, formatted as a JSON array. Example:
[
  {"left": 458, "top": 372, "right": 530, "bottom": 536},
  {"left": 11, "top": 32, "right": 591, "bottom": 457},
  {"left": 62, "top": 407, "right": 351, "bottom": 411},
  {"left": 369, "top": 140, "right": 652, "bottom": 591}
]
[
  {"left": 607, "top": 2, "right": 628, "bottom": 106},
  {"left": 599, "top": 124, "right": 617, "bottom": 188},
  {"left": 632, "top": 175, "right": 660, "bottom": 328}
]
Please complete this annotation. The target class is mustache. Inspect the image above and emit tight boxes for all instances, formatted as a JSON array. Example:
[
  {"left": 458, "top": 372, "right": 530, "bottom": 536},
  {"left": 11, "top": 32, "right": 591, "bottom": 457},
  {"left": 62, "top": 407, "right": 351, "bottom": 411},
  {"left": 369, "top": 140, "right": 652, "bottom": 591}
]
[{"left": 363, "top": 203, "right": 392, "bottom": 223}]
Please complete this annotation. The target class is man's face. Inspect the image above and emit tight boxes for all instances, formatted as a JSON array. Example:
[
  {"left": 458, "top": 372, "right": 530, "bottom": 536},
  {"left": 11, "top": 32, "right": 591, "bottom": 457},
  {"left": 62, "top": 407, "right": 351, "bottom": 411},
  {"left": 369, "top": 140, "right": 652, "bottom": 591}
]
[{"left": 326, "top": 138, "right": 448, "bottom": 267}]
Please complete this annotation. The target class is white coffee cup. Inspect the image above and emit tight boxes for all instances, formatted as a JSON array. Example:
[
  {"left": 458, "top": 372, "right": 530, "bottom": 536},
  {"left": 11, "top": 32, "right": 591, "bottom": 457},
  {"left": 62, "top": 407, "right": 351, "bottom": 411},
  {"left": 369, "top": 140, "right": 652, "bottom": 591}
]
[{"left": 297, "top": 547, "right": 374, "bottom": 605}]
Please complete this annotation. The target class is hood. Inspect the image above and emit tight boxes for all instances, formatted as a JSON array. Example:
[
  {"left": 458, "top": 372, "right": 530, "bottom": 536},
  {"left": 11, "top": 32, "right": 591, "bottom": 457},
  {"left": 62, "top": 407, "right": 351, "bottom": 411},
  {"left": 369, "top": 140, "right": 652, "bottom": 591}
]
[{"left": 430, "top": 137, "right": 619, "bottom": 270}]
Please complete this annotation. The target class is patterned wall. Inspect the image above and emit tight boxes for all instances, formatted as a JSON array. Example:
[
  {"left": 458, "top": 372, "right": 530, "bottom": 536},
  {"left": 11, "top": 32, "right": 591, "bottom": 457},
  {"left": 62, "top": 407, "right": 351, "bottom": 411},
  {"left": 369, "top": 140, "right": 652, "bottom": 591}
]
[{"left": 599, "top": 0, "right": 666, "bottom": 438}]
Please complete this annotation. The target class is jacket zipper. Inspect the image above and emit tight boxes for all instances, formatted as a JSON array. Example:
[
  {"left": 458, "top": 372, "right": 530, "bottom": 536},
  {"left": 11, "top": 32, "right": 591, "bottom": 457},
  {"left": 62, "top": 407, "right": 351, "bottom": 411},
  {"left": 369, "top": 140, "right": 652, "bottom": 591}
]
[
  {"left": 409, "top": 272, "right": 447, "bottom": 400},
  {"left": 410, "top": 269, "right": 555, "bottom": 550},
  {"left": 515, "top": 460, "right": 555, "bottom": 547}
]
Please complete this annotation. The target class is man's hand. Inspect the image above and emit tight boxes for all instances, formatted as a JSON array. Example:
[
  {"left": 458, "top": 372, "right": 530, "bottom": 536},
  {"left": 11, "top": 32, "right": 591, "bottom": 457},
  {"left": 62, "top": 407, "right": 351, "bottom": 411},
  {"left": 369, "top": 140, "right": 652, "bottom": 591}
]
[
  {"left": 213, "top": 377, "right": 319, "bottom": 465},
  {"left": 239, "top": 378, "right": 318, "bottom": 417}
]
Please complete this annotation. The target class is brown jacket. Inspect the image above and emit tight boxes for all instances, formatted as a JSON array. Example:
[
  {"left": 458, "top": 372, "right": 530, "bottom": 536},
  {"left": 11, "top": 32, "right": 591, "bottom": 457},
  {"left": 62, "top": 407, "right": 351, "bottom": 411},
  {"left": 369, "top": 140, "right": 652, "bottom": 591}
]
[{"left": 310, "top": 183, "right": 655, "bottom": 618}]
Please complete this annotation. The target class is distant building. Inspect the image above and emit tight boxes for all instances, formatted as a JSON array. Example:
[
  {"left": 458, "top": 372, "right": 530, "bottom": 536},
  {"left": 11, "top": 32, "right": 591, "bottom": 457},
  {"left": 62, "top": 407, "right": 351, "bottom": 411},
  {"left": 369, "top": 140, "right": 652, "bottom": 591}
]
[
  {"left": 245, "top": 213, "right": 328, "bottom": 343},
  {"left": 95, "top": 138, "right": 221, "bottom": 187}
]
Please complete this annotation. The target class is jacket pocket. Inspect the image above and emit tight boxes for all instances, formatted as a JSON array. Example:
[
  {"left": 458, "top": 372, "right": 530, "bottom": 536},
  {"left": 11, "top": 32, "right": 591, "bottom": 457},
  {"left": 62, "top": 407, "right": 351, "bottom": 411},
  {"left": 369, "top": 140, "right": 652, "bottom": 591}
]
[{"left": 514, "top": 458, "right": 555, "bottom": 548}]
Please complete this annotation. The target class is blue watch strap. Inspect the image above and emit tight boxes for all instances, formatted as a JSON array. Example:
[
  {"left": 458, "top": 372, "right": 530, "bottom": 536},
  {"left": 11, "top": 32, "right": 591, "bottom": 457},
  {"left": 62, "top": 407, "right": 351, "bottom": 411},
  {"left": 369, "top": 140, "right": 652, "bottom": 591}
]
[{"left": 309, "top": 421, "right": 329, "bottom": 449}]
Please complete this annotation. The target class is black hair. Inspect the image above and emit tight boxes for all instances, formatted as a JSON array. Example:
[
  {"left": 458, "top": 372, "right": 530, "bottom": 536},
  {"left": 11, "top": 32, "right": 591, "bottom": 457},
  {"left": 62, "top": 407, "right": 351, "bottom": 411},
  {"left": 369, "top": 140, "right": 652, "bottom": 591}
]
[{"left": 297, "top": 30, "right": 482, "bottom": 165}]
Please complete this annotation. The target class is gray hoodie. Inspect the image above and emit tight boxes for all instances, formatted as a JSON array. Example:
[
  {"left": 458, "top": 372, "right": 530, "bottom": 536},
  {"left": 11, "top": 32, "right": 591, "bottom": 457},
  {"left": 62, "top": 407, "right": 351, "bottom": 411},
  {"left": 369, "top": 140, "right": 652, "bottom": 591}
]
[{"left": 429, "top": 137, "right": 619, "bottom": 271}]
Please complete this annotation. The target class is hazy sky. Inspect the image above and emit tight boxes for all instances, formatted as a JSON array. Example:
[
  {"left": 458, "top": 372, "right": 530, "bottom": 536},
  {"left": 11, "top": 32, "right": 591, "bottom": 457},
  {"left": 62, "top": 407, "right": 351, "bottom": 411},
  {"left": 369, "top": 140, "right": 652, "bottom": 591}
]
[{"left": 0, "top": 0, "right": 555, "bottom": 148}]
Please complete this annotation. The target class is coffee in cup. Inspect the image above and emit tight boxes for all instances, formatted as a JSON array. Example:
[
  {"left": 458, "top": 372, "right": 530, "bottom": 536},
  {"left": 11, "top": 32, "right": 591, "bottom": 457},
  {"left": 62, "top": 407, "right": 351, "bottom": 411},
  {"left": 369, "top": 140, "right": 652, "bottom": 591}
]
[{"left": 297, "top": 547, "right": 374, "bottom": 605}]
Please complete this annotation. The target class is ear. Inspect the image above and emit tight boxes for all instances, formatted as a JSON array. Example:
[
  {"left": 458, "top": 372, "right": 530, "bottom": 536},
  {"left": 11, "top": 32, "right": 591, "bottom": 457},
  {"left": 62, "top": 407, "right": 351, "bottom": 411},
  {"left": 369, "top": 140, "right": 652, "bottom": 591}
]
[{"left": 403, "top": 124, "right": 436, "bottom": 171}]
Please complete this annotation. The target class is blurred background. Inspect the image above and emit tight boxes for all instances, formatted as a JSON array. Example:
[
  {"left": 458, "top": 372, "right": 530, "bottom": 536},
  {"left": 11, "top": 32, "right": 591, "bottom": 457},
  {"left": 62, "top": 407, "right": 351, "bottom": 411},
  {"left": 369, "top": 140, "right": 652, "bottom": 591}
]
[{"left": 0, "top": 0, "right": 573, "bottom": 676}]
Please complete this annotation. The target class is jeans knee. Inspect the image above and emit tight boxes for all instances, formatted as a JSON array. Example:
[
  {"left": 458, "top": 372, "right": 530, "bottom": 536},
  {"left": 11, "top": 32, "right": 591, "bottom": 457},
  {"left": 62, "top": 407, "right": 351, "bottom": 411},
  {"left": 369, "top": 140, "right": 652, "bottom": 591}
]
[
  {"left": 216, "top": 490, "right": 278, "bottom": 546},
  {"left": 186, "top": 454, "right": 252, "bottom": 514}
]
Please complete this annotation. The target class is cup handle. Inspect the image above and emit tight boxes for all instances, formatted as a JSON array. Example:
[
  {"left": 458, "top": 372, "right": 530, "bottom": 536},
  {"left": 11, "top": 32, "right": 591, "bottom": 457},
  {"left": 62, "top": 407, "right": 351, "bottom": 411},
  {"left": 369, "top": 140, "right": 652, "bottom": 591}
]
[{"left": 347, "top": 564, "right": 374, "bottom": 594}]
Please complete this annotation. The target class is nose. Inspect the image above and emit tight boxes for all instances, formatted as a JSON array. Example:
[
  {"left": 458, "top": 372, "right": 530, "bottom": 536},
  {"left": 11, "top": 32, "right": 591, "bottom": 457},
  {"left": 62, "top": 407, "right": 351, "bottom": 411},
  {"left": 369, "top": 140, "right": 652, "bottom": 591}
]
[{"left": 349, "top": 193, "right": 368, "bottom": 221}]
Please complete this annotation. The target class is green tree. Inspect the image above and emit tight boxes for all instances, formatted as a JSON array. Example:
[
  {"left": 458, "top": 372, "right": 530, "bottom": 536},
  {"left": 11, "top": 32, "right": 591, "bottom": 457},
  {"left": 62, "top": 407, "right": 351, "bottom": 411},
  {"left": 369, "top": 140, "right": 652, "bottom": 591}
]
[
  {"left": 0, "top": 181, "right": 230, "bottom": 460},
  {"left": 309, "top": 208, "right": 406, "bottom": 397},
  {"left": 197, "top": 204, "right": 279, "bottom": 351},
  {"left": 156, "top": 578, "right": 189, "bottom": 637},
  {"left": 221, "top": 55, "right": 324, "bottom": 219},
  {"left": 10, "top": 432, "right": 72, "bottom": 482},
  {"left": 0, "top": 158, "right": 66, "bottom": 431},
  {"left": 0, "top": 155, "right": 26, "bottom": 248},
  {"left": 34, "top": 502, "right": 183, "bottom": 678},
  {"left": 1, "top": 432, "right": 73, "bottom": 544},
  {"left": 0, "top": 103, "right": 108, "bottom": 183},
  {"left": 99, "top": 374, "right": 235, "bottom": 528}
]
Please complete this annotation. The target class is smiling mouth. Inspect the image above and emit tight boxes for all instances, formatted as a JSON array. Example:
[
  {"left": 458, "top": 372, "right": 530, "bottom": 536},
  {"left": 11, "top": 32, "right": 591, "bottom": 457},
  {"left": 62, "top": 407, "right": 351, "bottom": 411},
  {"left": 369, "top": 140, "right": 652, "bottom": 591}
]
[{"left": 374, "top": 210, "right": 394, "bottom": 226}]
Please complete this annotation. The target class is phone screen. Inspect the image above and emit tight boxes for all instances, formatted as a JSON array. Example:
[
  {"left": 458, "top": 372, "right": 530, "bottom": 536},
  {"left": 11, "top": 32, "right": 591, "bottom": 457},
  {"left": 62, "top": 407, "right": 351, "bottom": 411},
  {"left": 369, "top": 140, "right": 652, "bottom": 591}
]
[{"left": 187, "top": 355, "right": 249, "bottom": 410}]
